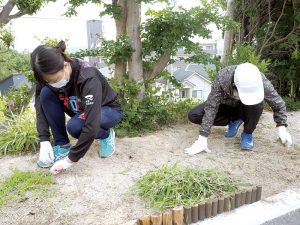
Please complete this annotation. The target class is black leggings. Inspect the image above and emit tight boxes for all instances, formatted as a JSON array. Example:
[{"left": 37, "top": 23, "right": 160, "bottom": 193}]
[{"left": 188, "top": 101, "right": 263, "bottom": 134}]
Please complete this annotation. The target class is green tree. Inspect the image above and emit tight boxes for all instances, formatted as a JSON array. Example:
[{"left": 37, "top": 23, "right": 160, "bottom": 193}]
[
  {"left": 0, "top": 0, "right": 56, "bottom": 55},
  {"left": 67, "top": 0, "right": 232, "bottom": 99},
  {"left": 231, "top": 0, "right": 300, "bottom": 98},
  {"left": 0, "top": 24, "right": 13, "bottom": 49},
  {"left": 35, "top": 36, "right": 68, "bottom": 47},
  {"left": 229, "top": 44, "right": 270, "bottom": 74},
  {"left": 0, "top": 0, "right": 55, "bottom": 25},
  {"left": 221, "top": 0, "right": 234, "bottom": 65},
  {"left": 0, "top": 47, "right": 30, "bottom": 81}
]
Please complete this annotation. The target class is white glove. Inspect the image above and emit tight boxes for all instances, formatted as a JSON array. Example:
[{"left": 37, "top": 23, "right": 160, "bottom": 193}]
[
  {"left": 50, "top": 157, "right": 73, "bottom": 175},
  {"left": 184, "top": 135, "right": 211, "bottom": 155},
  {"left": 277, "top": 126, "right": 293, "bottom": 147},
  {"left": 39, "top": 141, "right": 54, "bottom": 164}
]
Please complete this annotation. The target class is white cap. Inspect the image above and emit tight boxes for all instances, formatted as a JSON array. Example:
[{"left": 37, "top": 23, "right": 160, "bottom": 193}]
[{"left": 234, "top": 63, "right": 264, "bottom": 105}]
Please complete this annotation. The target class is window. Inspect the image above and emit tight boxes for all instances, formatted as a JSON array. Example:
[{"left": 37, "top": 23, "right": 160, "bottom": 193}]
[
  {"left": 181, "top": 90, "right": 186, "bottom": 98},
  {"left": 192, "top": 90, "right": 197, "bottom": 98},
  {"left": 205, "top": 45, "right": 213, "bottom": 50},
  {"left": 192, "top": 90, "right": 203, "bottom": 99}
]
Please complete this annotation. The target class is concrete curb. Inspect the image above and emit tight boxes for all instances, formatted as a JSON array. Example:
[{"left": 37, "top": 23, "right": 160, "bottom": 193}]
[{"left": 193, "top": 189, "right": 300, "bottom": 225}]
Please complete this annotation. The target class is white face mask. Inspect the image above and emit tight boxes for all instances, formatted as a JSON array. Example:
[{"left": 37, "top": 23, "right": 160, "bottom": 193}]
[{"left": 49, "top": 72, "right": 69, "bottom": 88}]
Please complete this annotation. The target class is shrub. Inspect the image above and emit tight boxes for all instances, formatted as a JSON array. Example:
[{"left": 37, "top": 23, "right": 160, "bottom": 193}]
[
  {"left": 0, "top": 48, "right": 30, "bottom": 81},
  {"left": 283, "top": 96, "right": 300, "bottom": 111},
  {"left": 0, "top": 109, "right": 39, "bottom": 155},
  {"left": 229, "top": 44, "right": 270, "bottom": 74},
  {"left": 208, "top": 44, "right": 270, "bottom": 81},
  {"left": 6, "top": 84, "right": 31, "bottom": 115},
  {"left": 0, "top": 95, "right": 6, "bottom": 122},
  {"left": 110, "top": 77, "right": 200, "bottom": 137}
]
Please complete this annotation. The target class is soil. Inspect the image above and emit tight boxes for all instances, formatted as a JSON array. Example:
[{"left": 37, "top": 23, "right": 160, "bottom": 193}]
[{"left": 0, "top": 111, "right": 300, "bottom": 225}]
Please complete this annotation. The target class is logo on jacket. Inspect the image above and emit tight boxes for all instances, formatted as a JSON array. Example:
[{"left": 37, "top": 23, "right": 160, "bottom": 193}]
[
  {"left": 64, "top": 96, "right": 82, "bottom": 113},
  {"left": 85, "top": 95, "right": 94, "bottom": 105}
]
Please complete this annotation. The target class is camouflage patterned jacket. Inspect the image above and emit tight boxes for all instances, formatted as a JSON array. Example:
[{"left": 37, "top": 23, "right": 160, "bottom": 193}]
[{"left": 200, "top": 65, "right": 287, "bottom": 137}]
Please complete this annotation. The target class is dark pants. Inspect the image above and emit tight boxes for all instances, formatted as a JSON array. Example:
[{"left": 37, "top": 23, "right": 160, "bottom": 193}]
[
  {"left": 40, "top": 86, "right": 123, "bottom": 146},
  {"left": 188, "top": 101, "right": 263, "bottom": 134}
]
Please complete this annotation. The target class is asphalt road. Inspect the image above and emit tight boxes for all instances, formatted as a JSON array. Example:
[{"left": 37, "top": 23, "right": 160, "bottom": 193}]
[{"left": 262, "top": 208, "right": 300, "bottom": 225}]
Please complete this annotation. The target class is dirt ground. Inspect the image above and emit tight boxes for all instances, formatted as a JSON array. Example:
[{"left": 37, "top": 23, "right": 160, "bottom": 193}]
[{"left": 0, "top": 111, "right": 300, "bottom": 225}]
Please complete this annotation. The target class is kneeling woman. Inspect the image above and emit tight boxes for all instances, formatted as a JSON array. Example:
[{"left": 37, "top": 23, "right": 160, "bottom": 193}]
[{"left": 31, "top": 41, "right": 123, "bottom": 175}]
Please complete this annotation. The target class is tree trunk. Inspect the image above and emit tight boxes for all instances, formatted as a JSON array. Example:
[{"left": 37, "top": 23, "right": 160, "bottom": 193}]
[
  {"left": 221, "top": 0, "right": 235, "bottom": 65},
  {"left": 126, "top": 0, "right": 145, "bottom": 100},
  {"left": 0, "top": 0, "right": 25, "bottom": 25},
  {"left": 0, "top": 0, "right": 15, "bottom": 24},
  {"left": 144, "top": 53, "right": 171, "bottom": 79},
  {"left": 290, "top": 80, "right": 296, "bottom": 99},
  {"left": 114, "top": 0, "right": 127, "bottom": 85}
]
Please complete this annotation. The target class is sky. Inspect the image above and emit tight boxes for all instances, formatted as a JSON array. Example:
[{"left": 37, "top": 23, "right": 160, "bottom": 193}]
[{"left": 6, "top": 0, "right": 223, "bottom": 53}]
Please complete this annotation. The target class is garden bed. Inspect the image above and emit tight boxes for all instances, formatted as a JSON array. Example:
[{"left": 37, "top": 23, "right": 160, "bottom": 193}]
[{"left": 0, "top": 111, "right": 300, "bottom": 225}]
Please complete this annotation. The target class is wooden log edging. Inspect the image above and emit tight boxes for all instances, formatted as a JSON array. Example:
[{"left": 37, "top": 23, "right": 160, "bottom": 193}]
[
  {"left": 191, "top": 205, "right": 198, "bottom": 223},
  {"left": 184, "top": 206, "right": 192, "bottom": 224},
  {"left": 217, "top": 197, "right": 224, "bottom": 214},
  {"left": 173, "top": 206, "right": 184, "bottom": 225},
  {"left": 137, "top": 185, "right": 262, "bottom": 225},
  {"left": 138, "top": 216, "right": 150, "bottom": 225},
  {"left": 162, "top": 210, "right": 172, "bottom": 225},
  {"left": 212, "top": 199, "right": 218, "bottom": 217},
  {"left": 150, "top": 213, "right": 162, "bottom": 225},
  {"left": 198, "top": 203, "right": 205, "bottom": 221},
  {"left": 224, "top": 196, "right": 230, "bottom": 212}
]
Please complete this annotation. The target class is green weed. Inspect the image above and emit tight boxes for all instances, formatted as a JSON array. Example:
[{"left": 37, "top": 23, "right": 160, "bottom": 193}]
[
  {"left": 294, "top": 144, "right": 300, "bottom": 151},
  {"left": 0, "top": 170, "right": 55, "bottom": 207},
  {"left": 0, "top": 109, "right": 39, "bottom": 155},
  {"left": 131, "top": 163, "right": 242, "bottom": 211}
]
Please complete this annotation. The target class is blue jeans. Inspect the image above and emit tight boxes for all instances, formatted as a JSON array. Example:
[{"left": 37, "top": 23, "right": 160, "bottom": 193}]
[{"left": 40, "top": 86, "right": 123, "bottom": 146}]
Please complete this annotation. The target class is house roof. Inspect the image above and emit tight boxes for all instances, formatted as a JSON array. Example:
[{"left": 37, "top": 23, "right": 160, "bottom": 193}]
[
  {"left": 173, "top": 64, "right": 215, "bottom": 82},
  {"left": 0, "top": 74, "right": 32, "bottom": 95},
  {"left": 0, "top": 74, "right": 15, "bottom": 84},
  {"left": 157, "top": 77, "right": 168, "bottom": 85},
  {"left": 0, "top": 74, "right": 27, "bottom": 84}
]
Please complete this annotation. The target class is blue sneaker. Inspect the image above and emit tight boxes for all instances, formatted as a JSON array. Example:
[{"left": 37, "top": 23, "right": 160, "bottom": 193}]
[
  {"left": 240, "top": 132, "right": 254, "bottom": 150},
  {"left": 53, "top": 143, "right": 72, "bottom": 161},
  {"left": 99, "top": 129, "right": 116, "bottom": 158},
  {"left": 224, "top": 119, "right": 243, "bottom": 137},
  {"left": 37, "top": 143, "right": 72, "bottom": 168},
  {"left": 37, "top": 160, "right": 53, "bottom": 168}
]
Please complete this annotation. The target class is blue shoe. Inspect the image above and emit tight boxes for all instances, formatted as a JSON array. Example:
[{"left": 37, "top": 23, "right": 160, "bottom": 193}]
[
  {"left": 99, "top": 129, "right": 116, "bottom": 158},
  {"left": 37, "top": 160, "right": 53, "bottom": 168},
  {"left": 224, "top": 119, "right": 243, "bottom": 137},
  {"left": 240, "top": 132, "right": 254, "bottom": 150},
  {"left": 53, "top": 143, "right": 72, "bottom": 161}
]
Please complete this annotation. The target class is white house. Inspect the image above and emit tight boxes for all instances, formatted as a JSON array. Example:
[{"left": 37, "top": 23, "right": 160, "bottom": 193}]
[
  {"left": 99, "top": 66, "right": 114, "bottom": 79},
  {"left": 156, "top": 64, "right": 214, "bottom": 101}
]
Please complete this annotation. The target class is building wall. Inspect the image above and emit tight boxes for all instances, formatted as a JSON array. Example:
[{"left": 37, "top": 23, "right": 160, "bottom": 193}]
[
  {"left": 86, "top": 20, "right": 105, "bottom": 67},
  {"left": 154, "top": 73, "right": 212, "bottom": 102},
  {"left": 175, "top": 43, "right": 218, "bottom": 59},
  {"left": 184, "top": 74, "right": 211, "bottom": 101},
  {"left": 180, "top": 88, "right": 192, "bottom": 98},
  {"left": 87, "top": 20, "right": 103, "bottom": 49},
  {"left": 200, "top": 43, "right": 218, "bottom": 56}
]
